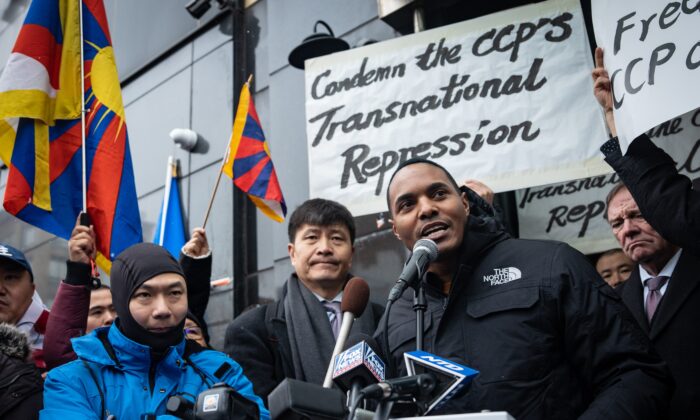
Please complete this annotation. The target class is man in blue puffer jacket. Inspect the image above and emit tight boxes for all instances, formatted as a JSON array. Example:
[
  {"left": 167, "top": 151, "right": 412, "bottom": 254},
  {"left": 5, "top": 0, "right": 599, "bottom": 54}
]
[{"left": 40, "top": 243, "right": 269, "bottom": 419}]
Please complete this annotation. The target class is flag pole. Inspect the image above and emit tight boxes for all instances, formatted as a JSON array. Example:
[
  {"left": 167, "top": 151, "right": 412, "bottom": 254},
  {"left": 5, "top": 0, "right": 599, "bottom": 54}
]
[
  {"left": 158, "top": 156, "right": 175, "bottom": 245},
  {"left": 202, "top": 74, "right": 253, "bottom": 229},
  {"left": 79, "top": 0, "right": 87, "bottom": 212}
]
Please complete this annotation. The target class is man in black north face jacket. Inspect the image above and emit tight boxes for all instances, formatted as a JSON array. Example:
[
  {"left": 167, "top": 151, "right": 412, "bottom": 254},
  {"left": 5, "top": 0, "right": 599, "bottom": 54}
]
[{"left": 378, "top": 158, "right": 672, "bottom": 419}]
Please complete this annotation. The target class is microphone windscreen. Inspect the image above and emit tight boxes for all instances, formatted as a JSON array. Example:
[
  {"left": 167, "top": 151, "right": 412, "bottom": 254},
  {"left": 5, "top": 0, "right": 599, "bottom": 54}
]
[
  {"left": 413, "top": 238, "right": 438, "bottom": 261},
  {"left": 341, "top": 277, "right": 370, "bottom": 317}
]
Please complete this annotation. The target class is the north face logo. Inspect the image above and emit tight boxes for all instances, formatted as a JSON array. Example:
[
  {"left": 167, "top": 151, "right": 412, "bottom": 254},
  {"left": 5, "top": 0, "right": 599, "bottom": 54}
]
[{"left": 483, "top": 267, "right": 522, "bottom": 286}]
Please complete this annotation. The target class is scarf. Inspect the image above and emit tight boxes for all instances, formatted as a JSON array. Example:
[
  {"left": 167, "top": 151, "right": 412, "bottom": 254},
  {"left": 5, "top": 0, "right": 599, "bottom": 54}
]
[{"left": 284, "top": 274, "right": 376, "bottom": 385}]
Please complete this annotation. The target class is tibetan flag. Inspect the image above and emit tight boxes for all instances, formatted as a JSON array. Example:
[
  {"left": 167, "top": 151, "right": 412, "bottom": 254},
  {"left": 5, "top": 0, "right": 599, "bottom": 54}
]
[
  {"left": 0, "top": 0, "right": 142, "bottom": 271},
  {"left": 153, "top": 156, "right": 186, "bottom": 259},
  {"left": 223, "top": 80, "right": 286, "bottom": 222}
]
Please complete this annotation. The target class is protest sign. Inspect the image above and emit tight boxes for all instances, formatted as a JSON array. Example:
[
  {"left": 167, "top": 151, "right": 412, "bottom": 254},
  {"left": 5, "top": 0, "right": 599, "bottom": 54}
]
[
  {"left": 305, "top": 0, "right": 608, "bottom": 216},
  {"left": 591, "top": 0, "right": 700, "bottom": 149},
  {"left": 517, "top": 107, "right": 700, "bottom": 254}
]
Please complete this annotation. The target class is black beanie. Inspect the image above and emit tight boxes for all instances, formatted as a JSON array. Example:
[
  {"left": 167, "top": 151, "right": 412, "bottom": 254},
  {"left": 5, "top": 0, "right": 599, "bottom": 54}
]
[{"left": 111, "top": 243, "right": 186, "bottom": 351}]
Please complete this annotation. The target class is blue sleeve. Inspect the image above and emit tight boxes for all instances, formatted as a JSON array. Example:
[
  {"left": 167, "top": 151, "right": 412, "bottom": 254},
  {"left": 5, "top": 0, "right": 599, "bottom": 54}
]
[
  {"left": 40, "top": 365, "right": 101, "bottom": 419},
  {"left": 222, "top": 358, "right": 271, "bottom": 420}
]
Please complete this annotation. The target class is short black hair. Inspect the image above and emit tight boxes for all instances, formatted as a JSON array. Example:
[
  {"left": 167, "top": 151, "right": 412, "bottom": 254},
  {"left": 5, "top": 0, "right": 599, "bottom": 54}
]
[
  {"left": 287, "top": 198, "right": 356, "bottom": 243},
  {"left": 597, "top": 248, "right": 625, "bottom": 262},
  {"left": 385, "top": 157, "right": 461, "bottom": 214}
]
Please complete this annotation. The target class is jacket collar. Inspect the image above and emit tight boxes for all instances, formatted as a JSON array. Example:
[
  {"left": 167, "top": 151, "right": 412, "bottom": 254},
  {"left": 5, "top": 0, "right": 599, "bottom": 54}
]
[
  {"left": 72, "top": 323, "right": 187, "bottom": 371},
  {"left": 413, "top": 215, "right": 510, "bottom": 301},
  {"left": 621, "top": 251, "right": 700, "bottom": 339}
]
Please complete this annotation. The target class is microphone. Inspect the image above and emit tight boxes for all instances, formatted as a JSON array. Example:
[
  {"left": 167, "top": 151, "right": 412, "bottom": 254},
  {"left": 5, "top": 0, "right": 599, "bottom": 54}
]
[
  {"left": 387, "top": 239, "right": 438, "bottom": 303},
  {"left": 268, "top": 379, "right": 346, "bottom": 420},
  {"left": 403, "top": 350, "right": 479, "bottom": 413},
  {"left": 322, "top": 277, "right": 370, "bottom": 388},
  {"left": 359, "top": 373, "right": 437, "bottom": 401},
  {"left": 331, "top": 334, "right": 385, "bottom": 405}
]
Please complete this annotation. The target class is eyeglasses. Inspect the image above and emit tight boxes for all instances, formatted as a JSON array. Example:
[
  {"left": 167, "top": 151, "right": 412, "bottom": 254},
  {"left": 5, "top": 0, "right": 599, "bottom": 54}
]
[{"left": 184, "top": 327, "right": 203, "bottom": 338}]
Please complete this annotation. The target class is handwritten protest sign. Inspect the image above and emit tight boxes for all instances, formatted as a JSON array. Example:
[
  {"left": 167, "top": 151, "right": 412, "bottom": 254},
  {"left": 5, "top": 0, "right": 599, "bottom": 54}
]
[
  {"left": 517, "top": 107, "right": 700, "bottom": 254},
  {"left": 305, "top": 0, "right": 608, "bottom": 216},
  {"left": 591, "top": 0, "right": 700, "bottom": 149}
]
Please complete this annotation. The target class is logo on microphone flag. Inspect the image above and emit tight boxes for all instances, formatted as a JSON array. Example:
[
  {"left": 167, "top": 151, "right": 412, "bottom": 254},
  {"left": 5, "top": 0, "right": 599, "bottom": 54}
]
[
  {"left": 222, "top": 80, "right": 286, "bottom": 222},
  {"left": 404, "top": 350, "right": 478, "bottom": 413},
  {"left": 332, "top": 341, "right": 385, "bottom": 382}
]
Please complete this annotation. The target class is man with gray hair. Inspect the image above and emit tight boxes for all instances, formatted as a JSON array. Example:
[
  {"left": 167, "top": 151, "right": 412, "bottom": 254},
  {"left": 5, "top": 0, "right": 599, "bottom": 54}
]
[{"left": 606, "top": 182, "right": 700, "bottom": 417}]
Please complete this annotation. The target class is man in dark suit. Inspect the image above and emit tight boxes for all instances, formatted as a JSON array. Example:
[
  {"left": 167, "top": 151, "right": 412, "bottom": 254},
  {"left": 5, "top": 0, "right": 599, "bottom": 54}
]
[
  {"left": 607, "top": 182, "right": 700, "bottom": 417},
  {"left": 224, "top": 199, "right": 383, "bottom": 406}
]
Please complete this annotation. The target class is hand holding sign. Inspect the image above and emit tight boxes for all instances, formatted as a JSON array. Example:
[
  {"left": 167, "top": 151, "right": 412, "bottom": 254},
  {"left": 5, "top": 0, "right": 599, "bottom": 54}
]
[
  {"left": 591, "top": 0, "right": 700, "bottom": 149},
  {"left": 591, "top": 48, "right": 617, "bottom": 137},
  {"left": 463, "top": 179, "right": 494, "bottom": 206}
]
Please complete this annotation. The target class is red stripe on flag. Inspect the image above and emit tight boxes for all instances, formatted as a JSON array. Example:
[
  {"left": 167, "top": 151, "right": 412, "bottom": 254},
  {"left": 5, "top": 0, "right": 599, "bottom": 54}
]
[
  {"left": 49, "top": 124, "right": 82, "bottom": 182},
  {"left": 247, "top": 97, "right": 262, "bottom": 126},
  {"left": 3, "top": 167, "right": 32, "bottom": 215},
  {"left": 234, "top": 156, "right": 269, "bottom": 192},
  {"left": 84, "top": 60, "right": 93, "bottom": 86},
  {"left": 84, "top": 0, "right": 112, "bottom": 45},
  {"left": 13, "top": 24, "right": 61, "bottom": 89},
  {"left": 87, "top": 117, "right": 125, "bottom": 258},
  {"left": 85, "top": 102, "right": 102, "bottom": 128},
  {"left": 265, "top": 168, "right": 284, "bottom": 201},
  {"left": 234, "top": 137, "right": 265, "bottom": 159}
]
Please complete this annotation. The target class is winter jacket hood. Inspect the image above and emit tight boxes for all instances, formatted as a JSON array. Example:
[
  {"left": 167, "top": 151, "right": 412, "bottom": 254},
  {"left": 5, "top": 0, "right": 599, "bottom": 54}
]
[{"left": 0, "top": 323, "right": 43, "bottom": 419}]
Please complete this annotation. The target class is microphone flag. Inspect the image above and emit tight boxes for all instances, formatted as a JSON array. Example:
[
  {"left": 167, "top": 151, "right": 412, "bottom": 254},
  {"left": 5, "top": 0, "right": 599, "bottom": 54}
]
[
  {"left": 332, "top": 341, "right": 385, "bottom": 391},
  {"left": 404, "top": 350, "right": 478, "bottom": 413}
]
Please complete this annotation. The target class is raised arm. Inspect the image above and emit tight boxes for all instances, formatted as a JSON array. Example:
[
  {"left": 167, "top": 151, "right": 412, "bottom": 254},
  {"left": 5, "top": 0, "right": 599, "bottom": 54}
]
[
  {"left": 180, "top": 227, "right": 212, "bottom": 322},
  {"left": 592, "top": 47, "right": 700, "bottom": 254},
  {"left": 44, "top": 217, "right": 95, "bottom": 369}
]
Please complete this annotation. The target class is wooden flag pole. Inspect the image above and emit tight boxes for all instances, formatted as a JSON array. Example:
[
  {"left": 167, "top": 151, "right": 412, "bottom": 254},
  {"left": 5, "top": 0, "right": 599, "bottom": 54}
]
[
  {"left": 202, "top": 74, "right": 253, "bottom": 229},
  {"left": 201, "top": 157, "right": 226, "bottom": 229}
]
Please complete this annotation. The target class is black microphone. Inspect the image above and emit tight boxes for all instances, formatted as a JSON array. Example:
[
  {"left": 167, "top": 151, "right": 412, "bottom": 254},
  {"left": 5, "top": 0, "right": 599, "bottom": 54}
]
[
  {"left": 387, "top": 239, "right": 438, "bottom": 303},
  {"left": 359, "top": 373, "right": 436, "bottom": 401}
]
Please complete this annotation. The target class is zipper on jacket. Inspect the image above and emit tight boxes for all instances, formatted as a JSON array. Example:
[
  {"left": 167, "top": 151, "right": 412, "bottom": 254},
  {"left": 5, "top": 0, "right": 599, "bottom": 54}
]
[{"left": 148, "top": 361, "right": 156, "bottom": 395}]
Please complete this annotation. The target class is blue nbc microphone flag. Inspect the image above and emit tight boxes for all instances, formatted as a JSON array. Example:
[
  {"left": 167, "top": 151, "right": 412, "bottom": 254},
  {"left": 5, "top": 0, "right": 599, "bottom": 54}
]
[{"left": 153, "top": 156, "right": 186, "bottom": 258}]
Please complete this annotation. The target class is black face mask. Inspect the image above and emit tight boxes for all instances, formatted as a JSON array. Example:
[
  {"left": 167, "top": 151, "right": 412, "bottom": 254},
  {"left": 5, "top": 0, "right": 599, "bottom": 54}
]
[{"left": 110, "top": 243, "right": 186, "bottom": 352}]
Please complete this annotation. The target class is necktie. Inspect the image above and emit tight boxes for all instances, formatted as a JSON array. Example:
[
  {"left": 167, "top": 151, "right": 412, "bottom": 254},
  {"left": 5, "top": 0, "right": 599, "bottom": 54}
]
[
  {"left": 323, "top": 301, "right": 342, "bottom": 339},
  {"left": 645, "top": 276, "right": 668, "bottom": 322}
]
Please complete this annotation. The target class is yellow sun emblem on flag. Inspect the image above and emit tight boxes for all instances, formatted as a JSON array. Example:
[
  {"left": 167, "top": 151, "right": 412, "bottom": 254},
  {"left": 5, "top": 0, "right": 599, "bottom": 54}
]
[{"left": 85, "top": 41, "right": 126, "bottom": 140}]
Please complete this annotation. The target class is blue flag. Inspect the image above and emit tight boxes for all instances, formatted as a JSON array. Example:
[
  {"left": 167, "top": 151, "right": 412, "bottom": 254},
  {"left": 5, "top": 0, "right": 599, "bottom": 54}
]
[{"left": 153, "top": 157, "right": 186, "bottom": 258}]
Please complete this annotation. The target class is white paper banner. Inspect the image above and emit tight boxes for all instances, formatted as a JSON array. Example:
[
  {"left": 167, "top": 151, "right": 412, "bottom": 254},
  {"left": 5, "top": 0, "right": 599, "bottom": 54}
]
[
  {"left": 305, "top": 0, "right": 609, "bottom": 216},
  {"left": 591, "top": 0, "right": 700, "bottom": 149},
  {"left": 517, "top": 107, "right": 700, "bottom": 254}
]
